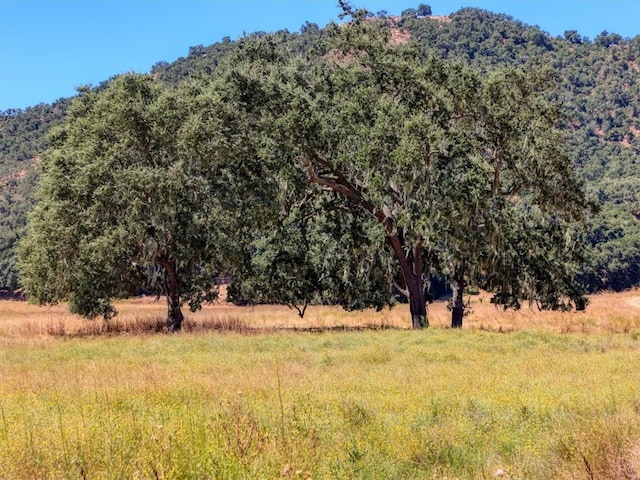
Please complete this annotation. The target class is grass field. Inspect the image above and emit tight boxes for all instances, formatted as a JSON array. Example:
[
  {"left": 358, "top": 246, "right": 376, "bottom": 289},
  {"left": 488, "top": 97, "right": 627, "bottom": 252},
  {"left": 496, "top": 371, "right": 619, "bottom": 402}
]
[{"left": 1, "top": 290, "right": 639, "bottom": 479}]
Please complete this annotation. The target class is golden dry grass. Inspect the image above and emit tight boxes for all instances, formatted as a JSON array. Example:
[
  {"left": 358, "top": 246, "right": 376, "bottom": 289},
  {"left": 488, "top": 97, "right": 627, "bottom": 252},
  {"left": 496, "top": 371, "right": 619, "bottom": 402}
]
[
  {"left": 2, "top": 288, "right": 639, "bottom": 338},
  {"left": 459, "top": 289, "right": 640, "bottom": 334}
]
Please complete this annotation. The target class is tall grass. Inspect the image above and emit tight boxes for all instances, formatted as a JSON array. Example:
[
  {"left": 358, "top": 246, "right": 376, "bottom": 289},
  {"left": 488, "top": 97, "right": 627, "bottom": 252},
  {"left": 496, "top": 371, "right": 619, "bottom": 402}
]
[
  {"left": 2, "top": 289, "right": 640, "bottom": 338},
  {"left": 1, "top": 290, "right": 640, "bottom": 478}
]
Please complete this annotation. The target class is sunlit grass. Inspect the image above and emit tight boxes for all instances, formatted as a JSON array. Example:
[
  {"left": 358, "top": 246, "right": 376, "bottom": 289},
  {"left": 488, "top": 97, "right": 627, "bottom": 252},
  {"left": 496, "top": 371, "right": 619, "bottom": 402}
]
[
  {"left": 1, "top": 290, "right": 639, "bottom": 478},
  {"left": 2, "top": 288, "right": 639, "bottom": 338}
]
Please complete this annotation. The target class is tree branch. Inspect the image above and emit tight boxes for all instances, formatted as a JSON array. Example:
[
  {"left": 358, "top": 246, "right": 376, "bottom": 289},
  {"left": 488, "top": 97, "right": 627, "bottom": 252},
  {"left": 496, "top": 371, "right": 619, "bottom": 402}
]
[
  {"left": 302, "top": 155, "right": 378, "bottom": 217},
  {"left": 290, "top": 302, "right": 308, "bottom": 318},
  {"left": 388, "top": 181, "right": 403, "bottom": 206},
  {"left": 393, "top": 279, "right": 409, "bottom": 299},
  {"left": 302, "top": 153, "right": 423, "bottom": 297}
]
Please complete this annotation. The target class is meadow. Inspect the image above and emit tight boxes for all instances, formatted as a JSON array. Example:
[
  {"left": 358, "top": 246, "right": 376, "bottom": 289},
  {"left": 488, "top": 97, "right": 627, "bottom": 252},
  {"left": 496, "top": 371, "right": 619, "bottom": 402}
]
[{"left": 1, "top": 290, "right": 639, "bottom": 479}]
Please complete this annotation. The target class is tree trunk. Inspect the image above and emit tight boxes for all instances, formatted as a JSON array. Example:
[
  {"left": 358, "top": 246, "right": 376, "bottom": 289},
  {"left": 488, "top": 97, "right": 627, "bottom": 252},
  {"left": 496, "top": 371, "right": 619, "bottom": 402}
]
[
  {"left": 158, "top": 259, "right": 184, "bottom": 331},
  {"left": 407, "top": 276, "right": 427, "bottom": 328},
  {"left": 301, "top": 160, "right": 428, "bottom": 328},
  {"left": 166, "top": 291, "right": 184, "bottom": 332},
  {"left": 388, "top": 236, "right": 428, "bottom": 328},
  {"left": 451, "top": 265, "right": 465, "bottom": 329}
]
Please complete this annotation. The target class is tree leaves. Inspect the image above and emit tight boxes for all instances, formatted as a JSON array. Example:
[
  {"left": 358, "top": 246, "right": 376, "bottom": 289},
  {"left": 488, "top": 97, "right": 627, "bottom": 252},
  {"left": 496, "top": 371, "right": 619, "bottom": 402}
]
[
  {"left": 18, "top": 74, "right": 252, "bottom": 327},
  {"left": 18, "top": 8, "right": 594, "bottom": 328}
]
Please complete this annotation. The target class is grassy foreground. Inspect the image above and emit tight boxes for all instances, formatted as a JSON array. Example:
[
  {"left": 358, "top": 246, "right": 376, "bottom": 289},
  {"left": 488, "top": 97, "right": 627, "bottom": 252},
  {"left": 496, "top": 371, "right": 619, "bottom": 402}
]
[{"left": 1, "top": 292, "right": 640, "bottom": 479}]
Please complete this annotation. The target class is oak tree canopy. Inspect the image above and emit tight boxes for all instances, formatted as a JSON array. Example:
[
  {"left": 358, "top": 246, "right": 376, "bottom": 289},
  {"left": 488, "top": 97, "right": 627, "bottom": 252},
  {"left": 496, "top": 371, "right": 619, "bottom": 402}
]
[{"left": 19, "top": 4, "right": 591, "bottom": 329}]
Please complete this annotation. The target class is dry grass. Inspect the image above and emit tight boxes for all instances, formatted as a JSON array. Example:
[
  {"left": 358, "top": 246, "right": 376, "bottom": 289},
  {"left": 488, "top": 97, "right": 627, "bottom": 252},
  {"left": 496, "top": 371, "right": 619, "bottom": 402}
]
[
  {"left": 2, "top": 288, "right": 639, "bottom": 339},
  {"left": 1, "top": 289, "right": 640, "bottom": 478},
  {"left": 460, "top": 289, "right": 640, "bottom": 334}
]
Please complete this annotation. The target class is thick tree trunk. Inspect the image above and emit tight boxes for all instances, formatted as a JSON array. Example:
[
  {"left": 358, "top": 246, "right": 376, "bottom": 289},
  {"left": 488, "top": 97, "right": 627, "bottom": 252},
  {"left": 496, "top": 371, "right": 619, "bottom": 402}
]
[
  {"left": 158, "top": 258, "right": 184, "bottom": 332},
  {"left": 166, "top": 290, "right": 184, "bottom": 332},
  {"left": 451, "top": 265, "right": 465, "bottom": 329},
  {"left": 389, "top": 236, "right": 428, "bottom": 329},
  {"left": 451, "top": 288, "right": 464, "bottom": 328},
  {"left": 407, "top": 276, "right": 427, "bottom": 329}
]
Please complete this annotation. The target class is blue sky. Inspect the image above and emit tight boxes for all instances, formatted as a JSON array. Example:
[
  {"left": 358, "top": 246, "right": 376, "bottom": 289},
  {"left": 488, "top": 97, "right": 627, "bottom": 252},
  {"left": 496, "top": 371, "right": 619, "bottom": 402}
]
[{"left": 1, "top": 1, "right": 639, "bottom": 111}]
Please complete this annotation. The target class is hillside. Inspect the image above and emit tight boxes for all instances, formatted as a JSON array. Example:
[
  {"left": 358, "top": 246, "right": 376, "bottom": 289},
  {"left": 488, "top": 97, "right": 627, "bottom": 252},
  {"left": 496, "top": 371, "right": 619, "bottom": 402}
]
[
  {"left": 0, "top": 5, "right": 638, "bottom": 293},
  {"left": 0, "top": 99, "right": 69, "bottom": 290}
]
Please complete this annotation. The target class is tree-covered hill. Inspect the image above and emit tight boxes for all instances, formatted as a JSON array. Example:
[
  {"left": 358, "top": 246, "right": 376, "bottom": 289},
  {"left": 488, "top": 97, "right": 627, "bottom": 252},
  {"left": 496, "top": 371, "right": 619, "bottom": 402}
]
[
  {"left": 1, "top": 5, "right": 638, "bottom": 293},
  {"left": 0, "top": 99, "right": 69, "bottom": 291}
]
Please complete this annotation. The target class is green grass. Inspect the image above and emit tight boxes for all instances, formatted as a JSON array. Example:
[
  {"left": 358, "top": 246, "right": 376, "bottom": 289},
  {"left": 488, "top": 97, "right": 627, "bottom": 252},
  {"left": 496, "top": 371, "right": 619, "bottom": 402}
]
[{"left": 1, "top": 329, "right": 640, "bottom": 479}]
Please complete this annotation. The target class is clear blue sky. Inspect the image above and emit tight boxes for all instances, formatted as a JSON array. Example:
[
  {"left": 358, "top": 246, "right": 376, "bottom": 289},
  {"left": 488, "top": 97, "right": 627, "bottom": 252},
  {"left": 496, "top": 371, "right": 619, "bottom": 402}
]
[{"left": 1, "top": 0, "right": 639, "bottom": 111}]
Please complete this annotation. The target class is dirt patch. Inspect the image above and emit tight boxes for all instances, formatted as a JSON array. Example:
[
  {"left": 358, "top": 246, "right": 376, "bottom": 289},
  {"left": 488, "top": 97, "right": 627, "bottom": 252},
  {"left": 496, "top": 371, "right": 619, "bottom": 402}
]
[{"left": 389, "top": 27, "right": 411, "bottom": 46}]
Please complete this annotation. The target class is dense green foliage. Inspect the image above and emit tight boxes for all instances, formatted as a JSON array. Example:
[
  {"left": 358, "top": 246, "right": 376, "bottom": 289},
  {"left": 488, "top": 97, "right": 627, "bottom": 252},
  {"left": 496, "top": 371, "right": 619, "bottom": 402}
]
[
  {"left": 399, "top": 9, "right": 640, "bottom": 291},
  {"left": 18, "top": 5, "right": 591, "bottom": 328},
  {"left": 219, "top": 7, "right": 588, "bottom": 327},
  {"left": 2, "top": 3, "right": 639, "bottom": 302},
  {"left": 18, "top": 75, "right": 283, "bottom": 329},
  {"left": 228, "top": 194, "right": 395, "bottom": 316}
]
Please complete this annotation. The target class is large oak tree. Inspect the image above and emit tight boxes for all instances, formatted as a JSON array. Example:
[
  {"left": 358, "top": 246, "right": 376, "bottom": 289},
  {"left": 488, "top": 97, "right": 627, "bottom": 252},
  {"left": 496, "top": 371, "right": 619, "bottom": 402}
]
[
  {"left": 19, "top": 74, "right": 274, "bottom": 330},
  {"left": 221, "top": 4, "right": 590, "bottom": 328}
]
